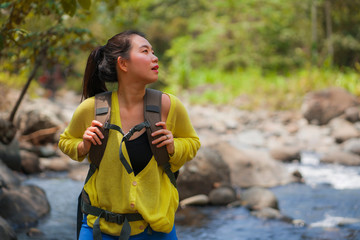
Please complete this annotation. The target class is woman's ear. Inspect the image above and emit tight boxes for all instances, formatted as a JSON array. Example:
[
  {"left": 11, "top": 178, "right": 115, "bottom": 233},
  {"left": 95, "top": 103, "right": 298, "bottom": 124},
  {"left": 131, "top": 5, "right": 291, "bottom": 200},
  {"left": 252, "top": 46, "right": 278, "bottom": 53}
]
[{"left": 117, "top": 56, "right": 128, "bottom": 72}]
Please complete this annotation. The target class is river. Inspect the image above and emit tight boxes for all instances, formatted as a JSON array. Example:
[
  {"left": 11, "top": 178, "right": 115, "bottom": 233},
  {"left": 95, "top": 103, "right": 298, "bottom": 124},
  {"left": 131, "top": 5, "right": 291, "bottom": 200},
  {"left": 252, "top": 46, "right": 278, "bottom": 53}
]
[{"left": 16, "top": 152, "right": 360, "bottom": 240}]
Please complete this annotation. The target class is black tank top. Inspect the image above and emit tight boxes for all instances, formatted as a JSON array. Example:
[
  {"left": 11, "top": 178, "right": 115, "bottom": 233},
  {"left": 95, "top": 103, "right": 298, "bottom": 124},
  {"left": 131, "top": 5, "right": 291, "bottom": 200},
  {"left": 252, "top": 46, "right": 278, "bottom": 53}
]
[{"left": 125, "top": 131, "right": 153, "bottom": 175}]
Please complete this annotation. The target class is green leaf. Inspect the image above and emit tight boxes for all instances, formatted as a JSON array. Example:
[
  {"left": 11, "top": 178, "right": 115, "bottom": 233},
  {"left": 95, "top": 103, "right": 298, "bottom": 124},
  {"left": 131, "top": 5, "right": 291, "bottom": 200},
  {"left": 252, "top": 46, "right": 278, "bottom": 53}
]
[
  {"left": 78, "top": 0, "right": 91, "bottom": 10},
  {"left": 61, "top": 0, "right": 77, "bottom": 16},
  {"left": 0, "top": 2, "right": 12, "bottom": 9}
]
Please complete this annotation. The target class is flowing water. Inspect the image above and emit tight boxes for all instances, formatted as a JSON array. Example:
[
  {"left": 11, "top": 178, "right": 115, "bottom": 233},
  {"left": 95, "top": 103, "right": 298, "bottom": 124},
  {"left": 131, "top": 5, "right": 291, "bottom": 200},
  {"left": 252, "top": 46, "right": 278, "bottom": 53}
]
[{"left": 16, "top": 152, "right": 360, "bottom": 240}]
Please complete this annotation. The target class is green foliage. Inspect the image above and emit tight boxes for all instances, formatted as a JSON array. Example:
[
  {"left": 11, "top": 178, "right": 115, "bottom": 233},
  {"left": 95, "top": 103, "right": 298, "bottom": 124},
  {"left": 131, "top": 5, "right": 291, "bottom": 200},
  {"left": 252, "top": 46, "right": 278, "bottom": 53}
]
[
  {"left": 164, "top": 0, "right": 311, "bottom": 78},
  {"left": 0, "top": 0, "right": 96, "bottom": 92},
  {"left": 60, "top": 0, "right": 91, "bottom": 16},
  {"left": 0, "top": 71, "right": 40, "bottom": 98},
  {"left": 177, "top": 67, "right": 359, "bottom": 110},
  {"left": 1, "top": 0, "right": 359, "bottom": 110}
]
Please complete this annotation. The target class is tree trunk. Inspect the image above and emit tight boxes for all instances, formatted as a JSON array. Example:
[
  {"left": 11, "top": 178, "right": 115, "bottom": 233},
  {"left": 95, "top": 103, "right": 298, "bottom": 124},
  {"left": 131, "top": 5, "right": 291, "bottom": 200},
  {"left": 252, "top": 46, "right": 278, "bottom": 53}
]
[
  {"left": 311, "top": 0, "right": 318, "bottom": 65},
  {"left": 8, "top": 57, "right": 42, "bottom": 123},
  {"left": 0, "top": 47, "right": 46, "bottom": 145},
  {"left": 325, "top": 0, "right": 333, "bottom": 65}
]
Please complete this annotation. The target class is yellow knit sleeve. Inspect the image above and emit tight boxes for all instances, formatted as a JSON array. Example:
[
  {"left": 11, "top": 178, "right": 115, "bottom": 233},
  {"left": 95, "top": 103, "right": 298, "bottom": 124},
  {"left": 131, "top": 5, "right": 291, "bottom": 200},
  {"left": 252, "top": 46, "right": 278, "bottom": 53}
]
[
  {"left": 58, "top": 97, "right": 95, "bottom": 161},
  {"left": 166, "top": 94, "right": 201, "bottom": 171}
]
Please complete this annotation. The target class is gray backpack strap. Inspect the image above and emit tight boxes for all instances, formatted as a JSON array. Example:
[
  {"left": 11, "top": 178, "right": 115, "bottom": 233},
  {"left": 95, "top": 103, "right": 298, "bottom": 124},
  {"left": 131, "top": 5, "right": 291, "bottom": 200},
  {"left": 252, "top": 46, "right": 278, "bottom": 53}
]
[
  {"left": 144, "top": 88, "right": 169, "bottom": 166},
  {"left": 144, "top": 89, "right": 177, "bottom": 187},
  {"left": 77, "top": 91, "right": 112, "bottom": 239},
  {"left": 88, "top": 91, "right": 112, "bottom": 168}
]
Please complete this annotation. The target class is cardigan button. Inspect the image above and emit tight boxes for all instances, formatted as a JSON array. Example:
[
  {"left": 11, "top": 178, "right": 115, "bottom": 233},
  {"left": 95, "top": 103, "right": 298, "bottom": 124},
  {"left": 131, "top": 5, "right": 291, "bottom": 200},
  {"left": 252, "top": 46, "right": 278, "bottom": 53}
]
[
  {"left": 132, "top": 181, "right": 137, "bottom": 186},
  {"left": 130, "top": 203, "right": 135, "bottom": 208},
  {"left": 139, "top": 225, "right": 144, "bottom": 230}
]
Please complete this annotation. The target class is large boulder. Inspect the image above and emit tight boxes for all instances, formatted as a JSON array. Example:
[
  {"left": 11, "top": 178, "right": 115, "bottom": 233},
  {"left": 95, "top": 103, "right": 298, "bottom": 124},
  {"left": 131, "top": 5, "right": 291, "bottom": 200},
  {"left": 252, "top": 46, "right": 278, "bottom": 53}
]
[
  {"left": 269, "top": 145, "right": 301, "bottom": 162},
  {"left": 19, "top": 150, "right": 41, "bottom": 174},
  {"left": 0, "top": 185, "right": 50, "bottom": 228},
  {"left": 212, "top": 142, "right": 302, "bottom": 188},
  {"left": 329, "top": 118, "right": 360, "bottom": 143},
  {"left": 320, "top": 150, "right": 360, "bottom": 166},
  {"left": 241, "top": 187, "right": 279, "bottom": 210},
  {"left": 0, "top": 154, "right": 50, "bottom": 234},
  {"left": 342, "top": 138, "right": 360, "bottom": 155},
  {"left": 208, "top": 185, "right": 237, "bottom": 205},
  {"left": 0, "top": 139, "right": 22, "bottom": 171},
  {"left": 0, "top": 216, "right": 17, "bottom": 240},
  {"left": 301, "top": 87, "right": 359, "bottom": 125},
  {"left": 345, "top": 106, "right": 360, "bottom": 123},
  {"left": 15, "top": 98, "right": 65, "bottom": 145},
  {"left": 0, "top": 161, "right": 22, "bottom": 189},
  {"left": 177, "top": 146, "right": 231, "bottom": 200}
]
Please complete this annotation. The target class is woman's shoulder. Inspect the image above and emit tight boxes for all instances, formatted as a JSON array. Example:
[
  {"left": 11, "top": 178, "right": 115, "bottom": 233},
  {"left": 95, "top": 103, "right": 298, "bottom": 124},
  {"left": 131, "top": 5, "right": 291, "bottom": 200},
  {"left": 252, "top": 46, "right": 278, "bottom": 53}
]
[
  {"left": 162, "top": 92, "right": 171, "bottom": 108},
  {"left": 73, "top": 96, "right": 95, "bottom": 117},
  {"left": 161, "top": 93, "right": 170, "bottom": 121},
  {"left": 80, "top": 96, "right": 95, "bottom": 109},
  {"left": 162, "top": 92, "right": 181, "bottom": 105},
  {"left": 162, "top": 92, "right": 188, "bottom": 117}
]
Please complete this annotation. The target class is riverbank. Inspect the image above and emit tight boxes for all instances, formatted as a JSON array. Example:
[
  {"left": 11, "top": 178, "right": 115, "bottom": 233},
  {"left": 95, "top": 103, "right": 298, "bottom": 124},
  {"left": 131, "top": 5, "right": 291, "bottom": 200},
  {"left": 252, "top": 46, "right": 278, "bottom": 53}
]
[
  {"left": 15, "top": 159, "right": 360, "bottom": 240},
  {"left": 1, "top": 86, "right": 360, "bottom": 239}
]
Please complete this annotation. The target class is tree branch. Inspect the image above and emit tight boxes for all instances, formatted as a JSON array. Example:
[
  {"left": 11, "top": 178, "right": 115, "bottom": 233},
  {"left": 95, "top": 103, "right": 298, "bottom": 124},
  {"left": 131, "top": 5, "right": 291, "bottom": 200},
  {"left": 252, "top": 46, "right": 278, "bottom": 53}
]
[{"left": 8, "top": 46, "right": 47, "bottom": 123}]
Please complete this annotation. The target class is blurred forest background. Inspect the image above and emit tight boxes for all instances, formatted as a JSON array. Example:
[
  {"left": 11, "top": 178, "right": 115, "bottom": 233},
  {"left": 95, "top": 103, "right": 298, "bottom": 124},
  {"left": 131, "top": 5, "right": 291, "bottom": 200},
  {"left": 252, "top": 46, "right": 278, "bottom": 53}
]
[{"left": 1, "top": 0, "right": 359, "bottom": 110}]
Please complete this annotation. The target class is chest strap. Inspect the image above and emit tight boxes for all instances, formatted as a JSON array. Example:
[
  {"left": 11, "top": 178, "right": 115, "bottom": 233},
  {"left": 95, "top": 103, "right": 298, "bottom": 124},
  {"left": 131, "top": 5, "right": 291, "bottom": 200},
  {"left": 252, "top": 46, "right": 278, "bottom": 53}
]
[
  {"left": 104, "top": 121, "right": 150, "bottom": 174},
  {"left": 105, "top": 121, "right": 176, "bottom": 187}
]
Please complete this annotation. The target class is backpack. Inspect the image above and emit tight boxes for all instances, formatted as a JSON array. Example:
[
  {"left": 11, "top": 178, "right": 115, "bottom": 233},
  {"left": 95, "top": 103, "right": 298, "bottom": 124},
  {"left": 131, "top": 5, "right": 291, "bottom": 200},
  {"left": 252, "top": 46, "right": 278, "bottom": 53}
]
[{"left": 77, "top": 88, "right": 177, "bottom": 240}]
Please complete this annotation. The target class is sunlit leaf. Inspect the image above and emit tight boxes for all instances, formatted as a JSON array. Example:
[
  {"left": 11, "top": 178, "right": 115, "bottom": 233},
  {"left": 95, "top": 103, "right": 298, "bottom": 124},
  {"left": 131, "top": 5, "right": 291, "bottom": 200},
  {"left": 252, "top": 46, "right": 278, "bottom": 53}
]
[{"left": 78, "top": 0, "right": 91, "bottom": 10}]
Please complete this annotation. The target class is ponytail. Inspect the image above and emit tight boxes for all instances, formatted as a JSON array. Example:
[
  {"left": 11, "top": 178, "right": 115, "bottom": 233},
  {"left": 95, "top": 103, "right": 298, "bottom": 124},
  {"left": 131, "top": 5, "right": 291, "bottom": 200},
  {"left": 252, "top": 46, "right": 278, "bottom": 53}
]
[{"left": 81, "top": 46, "right": 107, "bottom": 100}]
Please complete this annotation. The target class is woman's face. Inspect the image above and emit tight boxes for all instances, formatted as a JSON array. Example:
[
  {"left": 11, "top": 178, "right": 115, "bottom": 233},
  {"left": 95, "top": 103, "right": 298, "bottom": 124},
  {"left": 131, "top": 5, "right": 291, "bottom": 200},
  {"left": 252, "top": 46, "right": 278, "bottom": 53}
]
[{"left": 125, "top": 34, "right": 159, "bottom": 84}]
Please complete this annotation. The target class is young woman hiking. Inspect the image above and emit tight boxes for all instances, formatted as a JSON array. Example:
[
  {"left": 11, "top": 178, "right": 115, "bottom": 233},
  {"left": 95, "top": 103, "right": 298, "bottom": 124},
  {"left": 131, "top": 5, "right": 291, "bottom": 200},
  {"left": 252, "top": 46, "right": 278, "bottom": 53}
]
[{"left": 58, "top": 30, "right": 200, "bottom": 240}]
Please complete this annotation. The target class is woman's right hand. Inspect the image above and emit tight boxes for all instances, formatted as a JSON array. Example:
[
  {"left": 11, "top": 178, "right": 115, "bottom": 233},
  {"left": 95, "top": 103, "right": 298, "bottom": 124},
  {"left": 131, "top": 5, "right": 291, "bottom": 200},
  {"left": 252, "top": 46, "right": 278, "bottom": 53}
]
[{"left": 77, "top": 120, "right": 104, "bottom": 157}]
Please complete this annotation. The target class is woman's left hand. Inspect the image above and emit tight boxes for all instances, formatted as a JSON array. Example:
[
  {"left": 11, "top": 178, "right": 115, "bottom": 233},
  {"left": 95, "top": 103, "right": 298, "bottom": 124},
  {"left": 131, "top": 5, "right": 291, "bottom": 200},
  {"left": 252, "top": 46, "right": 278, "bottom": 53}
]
[{"left": 151, "top": 121, "right": 174, "bottom": 156}]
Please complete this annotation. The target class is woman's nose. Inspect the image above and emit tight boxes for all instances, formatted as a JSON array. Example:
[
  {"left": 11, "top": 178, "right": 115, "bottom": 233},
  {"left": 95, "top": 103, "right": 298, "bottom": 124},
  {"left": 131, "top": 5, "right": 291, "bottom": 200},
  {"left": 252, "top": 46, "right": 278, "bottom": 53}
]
[{"left": 152, "top": 54, "right": 158, "bottom": 63}]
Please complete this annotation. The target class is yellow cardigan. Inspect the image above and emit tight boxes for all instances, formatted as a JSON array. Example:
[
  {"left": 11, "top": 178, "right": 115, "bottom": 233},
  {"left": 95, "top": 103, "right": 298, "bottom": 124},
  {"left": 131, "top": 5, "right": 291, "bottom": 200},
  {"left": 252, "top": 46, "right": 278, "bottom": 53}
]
[{"left": 58, "top": 91, "right": 200, "bottom": 236}]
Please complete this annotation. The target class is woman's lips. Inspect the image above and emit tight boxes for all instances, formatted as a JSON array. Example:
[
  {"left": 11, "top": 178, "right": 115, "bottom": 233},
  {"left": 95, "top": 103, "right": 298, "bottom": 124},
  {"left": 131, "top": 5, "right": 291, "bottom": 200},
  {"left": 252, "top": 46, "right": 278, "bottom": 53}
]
[{"left": 152, "top": 65, "right": 159, "bottom": 73}]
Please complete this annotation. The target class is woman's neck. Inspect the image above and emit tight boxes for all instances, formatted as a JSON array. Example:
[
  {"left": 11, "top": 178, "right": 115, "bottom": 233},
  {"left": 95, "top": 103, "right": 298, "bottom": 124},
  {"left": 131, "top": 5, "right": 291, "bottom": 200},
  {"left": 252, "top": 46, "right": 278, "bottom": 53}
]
[{"left": 117, "top": 83, "right": 146, "bottom": 109}]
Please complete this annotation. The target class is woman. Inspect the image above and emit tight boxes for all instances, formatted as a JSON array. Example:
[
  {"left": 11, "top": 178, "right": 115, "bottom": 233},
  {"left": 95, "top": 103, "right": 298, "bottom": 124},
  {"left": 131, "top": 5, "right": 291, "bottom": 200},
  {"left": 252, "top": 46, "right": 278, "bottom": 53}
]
[{"left": 58, "top": 30, "right": 200, "bottom": 240}]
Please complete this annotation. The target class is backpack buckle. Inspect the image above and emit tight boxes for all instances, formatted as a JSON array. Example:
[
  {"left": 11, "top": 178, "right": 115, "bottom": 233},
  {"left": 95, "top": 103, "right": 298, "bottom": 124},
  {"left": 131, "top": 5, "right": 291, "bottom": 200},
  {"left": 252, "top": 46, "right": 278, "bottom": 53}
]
[
  {"left": 123, "top": 122, "right": 149, "bottom": 141},
  {"left": 144, "top": 121, "right": 150, "bottom": 128},
  {"left": 104, "top": 211, "right": 125, "bottom": 224},
  {"left": 103, "top": 122, "right": 110, "bottom": 129}
]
